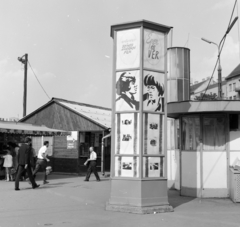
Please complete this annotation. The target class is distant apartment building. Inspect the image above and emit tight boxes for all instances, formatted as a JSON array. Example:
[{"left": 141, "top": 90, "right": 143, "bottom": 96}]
[
  {"left": 190, "top": 77, "right": 226, "bottom": 100},
  {"left": 225, "top": 63, "right": 240, "bottom": 100},
  {"left": 190, "top": 64, "right": 240, "bottom": 100}
]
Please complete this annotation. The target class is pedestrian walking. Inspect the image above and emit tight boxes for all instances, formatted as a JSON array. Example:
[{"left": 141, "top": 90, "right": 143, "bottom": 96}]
[
  {"left": 33, "top": 141, "right": 50, "bottom": 184},
  {"left": 15, "top": 137, "right": 39, "bottom": 191},
  {"left": 84, "top": 147, "right": 100, "bottom": 182}
]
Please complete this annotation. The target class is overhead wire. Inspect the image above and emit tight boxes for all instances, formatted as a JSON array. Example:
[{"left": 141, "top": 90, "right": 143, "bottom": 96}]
[
  {"left": 200, "top": 0, "right": 238, "bottom": 100},
  {"left": 27, "top": 60, "right": 51, "bottom": 100},
  {"left": 237, "top": 0, "right": 240, "bottom": 60}
]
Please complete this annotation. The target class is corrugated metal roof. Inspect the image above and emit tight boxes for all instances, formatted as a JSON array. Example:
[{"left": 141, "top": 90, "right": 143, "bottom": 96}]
[
  {"left": 58, "top": 101, "right": 112, "bottom": 129},
  {"left": 0, "top": 121, "right": 68, "bottom": 135}
]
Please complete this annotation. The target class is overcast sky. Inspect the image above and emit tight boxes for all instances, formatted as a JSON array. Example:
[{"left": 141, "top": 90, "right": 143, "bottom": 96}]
[{"left": 0, "top": 0, "right": 240, "bottom": 119}]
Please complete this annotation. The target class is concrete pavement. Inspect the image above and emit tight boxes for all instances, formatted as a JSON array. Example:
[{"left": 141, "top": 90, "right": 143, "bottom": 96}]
[{"left": 0, "top": 173, "right": 240, "bottom": 227}]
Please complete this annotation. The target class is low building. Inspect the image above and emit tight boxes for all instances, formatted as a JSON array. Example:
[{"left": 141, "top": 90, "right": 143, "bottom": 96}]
[{"left": 19, "top": 98, "right": 111, "bottom": 174}]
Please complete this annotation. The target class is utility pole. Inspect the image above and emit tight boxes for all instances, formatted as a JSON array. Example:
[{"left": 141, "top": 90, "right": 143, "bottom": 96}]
[{"left": 18, "top": 54, "right": 28, "bottom": 117}]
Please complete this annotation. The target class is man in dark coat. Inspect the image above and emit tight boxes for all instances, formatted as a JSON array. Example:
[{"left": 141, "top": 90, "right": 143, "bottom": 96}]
[{"left": 15, "top": 137, "right": 39, "bottom": 191}]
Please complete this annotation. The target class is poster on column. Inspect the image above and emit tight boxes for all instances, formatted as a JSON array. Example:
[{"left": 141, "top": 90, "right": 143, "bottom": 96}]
[
  {"left": 143, "top": 114, "right": 163, "bottom": 155},
  {"left": 115, "top": 156, "right": 139, "bottom": 177},
  {"left": 143, "top": 29, "right": 165, "bottom": 71},
  {"left": 143, "top": 157, "right": 161, "bottom": 177},
  {"left": 115, "top": 113, "right": 139, "bottom": 155},
  {"left": 143, "top": 71, "right": 165, "bottom": 112},
  {"left": 115, "top": 70, "right": 140, "bottom": 111},
  {"left": 116, "top": 28, "right": 140, "bottom": 70}
]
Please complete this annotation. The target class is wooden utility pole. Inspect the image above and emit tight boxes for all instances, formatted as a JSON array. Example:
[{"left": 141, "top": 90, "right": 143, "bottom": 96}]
[
  {"left": 18, "top": 53, "right": 28, "bottom": 117},
  {"left": 23, "top": 54, "right": 28, "bottom": 117}
]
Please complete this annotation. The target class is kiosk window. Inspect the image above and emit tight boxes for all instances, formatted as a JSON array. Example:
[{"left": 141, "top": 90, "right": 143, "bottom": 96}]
[
  {"left": 182, "top": 117, "right": 200, "bottom": 151},
  {"left": 203, "top": 117, "right": 225, "bottom": 150}
]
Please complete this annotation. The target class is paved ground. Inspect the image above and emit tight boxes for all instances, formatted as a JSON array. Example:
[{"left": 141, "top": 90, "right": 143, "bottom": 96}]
[{"left": 0, "top": 173, "right": 240, "bottom": 227}]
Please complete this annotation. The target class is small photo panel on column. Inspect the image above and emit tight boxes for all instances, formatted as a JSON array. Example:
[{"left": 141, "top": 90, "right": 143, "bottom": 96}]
[
  {"left": 115, "top": 70, "right": 140, "bottom": 111},
  {"left": 143, "top": 113, "right": 164, "bottom": 155},
  {"left": 143, "top": 29, "right": 165, "bottom": 71},
  {"left": 143, "top": 157, "right": 164, "bottom": 178},
  {"left": 143, "top": 71, "right": 165, "bottom": 112},
  {"left": 115, "top": 156, "right": 139, "bottom": 177},
  {"left": 115, "top": 113, "right": 139, "bottom": 155},
  {"left": 116, "top": 28, "right": 140, "bottom": 70}
]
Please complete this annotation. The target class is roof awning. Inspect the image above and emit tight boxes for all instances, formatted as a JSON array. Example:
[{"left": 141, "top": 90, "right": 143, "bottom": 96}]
[{"left": 0, "top": 121, "right": 69, "bottom": 136}]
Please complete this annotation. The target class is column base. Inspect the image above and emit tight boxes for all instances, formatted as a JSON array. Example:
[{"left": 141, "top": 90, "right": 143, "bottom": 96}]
[{"left": 106, "top": 202, "right": 173, "bottom": 214}]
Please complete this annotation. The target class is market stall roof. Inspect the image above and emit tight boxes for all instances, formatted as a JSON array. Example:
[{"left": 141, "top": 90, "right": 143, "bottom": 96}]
[
  {"left": 57, "top": 100, "right": 111, "bottom": 129},
  {"left": 0, "top": 121, "right": 69, "bottom": 136},
  {"left": 19, "top": 98, "right": 111, "bottom": 131}
]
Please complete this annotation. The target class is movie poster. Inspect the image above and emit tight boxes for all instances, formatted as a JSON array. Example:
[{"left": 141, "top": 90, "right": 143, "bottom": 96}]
[
  {"left": 143, "top": 71, "right": 165, "bottom": 112},
  {"left": 116, "top": 28, "right": 140, "bottom": 70},
  {"left": 143, "top": 29, "right": 165, "bottom": 71},
  {"left": 143, "top": 113, "right": 163, "bottom": 155},
  {"left": 115, "top": 113, "right": 139, "bottom": 155},
  {"left": 115, "top": 70, "right": 140, "bottom": 111},
  {"left": 115, "top": 156, "right": 139, "bottom": 177},
  {"left": 143, "top": 157, "right": 164, "bottom": 178}
]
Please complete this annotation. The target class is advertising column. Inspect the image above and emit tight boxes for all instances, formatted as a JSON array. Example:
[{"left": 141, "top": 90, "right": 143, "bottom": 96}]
[{"left": 107, "top": 20, "right": 173, "bottom": 214}]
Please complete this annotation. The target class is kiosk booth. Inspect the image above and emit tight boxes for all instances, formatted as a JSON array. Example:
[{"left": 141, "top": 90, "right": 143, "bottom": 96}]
[{"left": 168, "top": 100, "right": 240, "bottom": 198}]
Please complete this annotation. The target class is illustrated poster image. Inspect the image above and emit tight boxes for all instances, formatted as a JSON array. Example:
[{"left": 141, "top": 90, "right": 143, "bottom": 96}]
[
  {"left": 116, "top": 28, "right": 140, "bottom": 70},
  {"left": 116, "top": 70, "right": 140, "bottom": 111},
  {"left": 143, "top": 71, "right": 164, "bottom": 112},
  {"left": 115, "top": 113, "right": 139, "bottom": 155},
  {"left": 143, "top": 29, "right": 165, "bottom": 71},
  {"left": 144, "top": 113, "right": 163, "bottom": 155}
]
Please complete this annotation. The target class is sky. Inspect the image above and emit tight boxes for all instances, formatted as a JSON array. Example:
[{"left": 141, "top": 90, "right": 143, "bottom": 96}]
[{"left": 0, "top": 0, "right": 240, "bottom": 119}]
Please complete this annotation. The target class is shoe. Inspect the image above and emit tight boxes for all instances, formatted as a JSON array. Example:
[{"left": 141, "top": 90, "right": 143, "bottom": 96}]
[
  {"left": 32, "top": 184, "right": 40, "bottom": 189},
  {"left": 84, "top": 179, "right": 89, "bottom": 181},
  {"left": 97, "top": 179, "right": 101, "bottom": 182},
  {"left": 15, "top": 188, "right": 20, "bottom": 191},
  {"left": 43, "top": 181, "right": 49, "bottom": 184}
]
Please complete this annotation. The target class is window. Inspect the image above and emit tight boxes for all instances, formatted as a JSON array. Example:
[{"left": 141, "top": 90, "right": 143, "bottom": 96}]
[
  {"left": 203, "top": 116, "right": 225, "bottom": 150},
  {"left": 229, "top": 84, "right": 232, "bottom": 92},
  {"left": 182, "top": 117, "right": 200, "bottom": 151},
  {"left": 234, "top": 95, "right": 237, "bottom": 100},
  {"left": 233, "top": 83, "right": 236, "bottom": 91},
  {"left": 229, "top": 96, "right": 232, "bottom": 100}
]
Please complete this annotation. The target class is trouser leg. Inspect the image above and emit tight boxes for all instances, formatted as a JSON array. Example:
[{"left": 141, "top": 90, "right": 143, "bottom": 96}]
[
  {"left": 92, "top": 164, "right": 100, "bottom": 180},
  {"left": 15, "top": 165, "right": 24, "bottom": 189},
  {"left": 26, "top": 166, "right": 37, "bottom": 187},
  {"left": 42, "top": 160, "right": 47, "bottom": 182},
  {"left": 85, "top": 165, "right": 92, "bottom": 180},
  {"left": 44, "top": 172, "right": 47, "bottom": 182},
  {"left": 32, "top": 162, "right": 41, "bottom": 178}
]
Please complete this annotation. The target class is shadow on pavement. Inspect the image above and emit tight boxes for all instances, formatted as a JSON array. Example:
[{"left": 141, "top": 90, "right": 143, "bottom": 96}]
[{"left": 168, "top": 189, "right": 196, "bottom": 208}]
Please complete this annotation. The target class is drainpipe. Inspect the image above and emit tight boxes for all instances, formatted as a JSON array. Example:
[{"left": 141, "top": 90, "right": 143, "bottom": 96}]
[{"left": 101, "top": 132, "right": 111, "bottom": 176}]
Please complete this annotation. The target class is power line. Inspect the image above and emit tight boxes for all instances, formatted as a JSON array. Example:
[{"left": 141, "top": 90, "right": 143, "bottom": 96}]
[
  {"left": 237, "top": 0, "right": 240, "bottom": 60},
  {"left": 28, "top": 60, "right": 51, "bottom": 100},
  {"left": 201, "top": 1, "right": 238, "bottom": 100}
]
